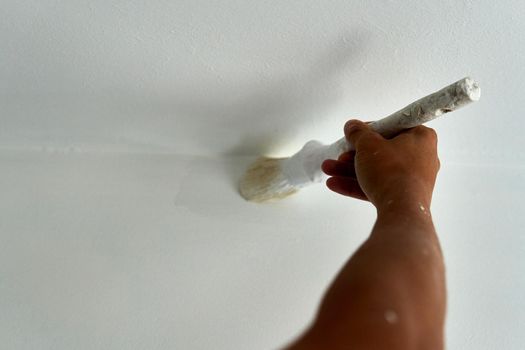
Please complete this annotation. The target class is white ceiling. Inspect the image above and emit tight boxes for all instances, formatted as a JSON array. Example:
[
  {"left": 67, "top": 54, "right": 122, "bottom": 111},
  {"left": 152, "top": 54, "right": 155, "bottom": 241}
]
[
  {"left": 1, "top": 2, "right": 525, "bottom": 349},
  {"left": 1, "top": 153, "right": 524, "bottom": 350},
  {"left": 1, "top": 0, "right": 524, "bottom": 163}
]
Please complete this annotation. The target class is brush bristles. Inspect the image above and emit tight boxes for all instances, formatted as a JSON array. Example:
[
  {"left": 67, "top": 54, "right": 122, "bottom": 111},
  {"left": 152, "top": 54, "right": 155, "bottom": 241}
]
[{"left": 239, "top": 157, "right": 298, "bottom": 202}]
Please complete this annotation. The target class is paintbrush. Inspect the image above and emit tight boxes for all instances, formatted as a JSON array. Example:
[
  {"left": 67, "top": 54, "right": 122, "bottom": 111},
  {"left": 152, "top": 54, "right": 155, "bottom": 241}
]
[{"left": 239, "top": 77, "right": 480, "bottom": 202}]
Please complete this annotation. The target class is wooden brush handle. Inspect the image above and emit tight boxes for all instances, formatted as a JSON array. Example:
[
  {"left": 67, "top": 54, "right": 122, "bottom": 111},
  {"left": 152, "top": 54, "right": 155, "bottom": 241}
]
[
  {"left": 285, "top": 77, "right": 480, "bottom": 186},
  {"left": 327, "top": 77, "right": 480, "bottom": 158}
]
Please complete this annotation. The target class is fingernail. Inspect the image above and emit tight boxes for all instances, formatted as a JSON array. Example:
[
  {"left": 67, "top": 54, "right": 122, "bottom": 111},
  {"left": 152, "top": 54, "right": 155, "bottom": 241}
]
[{"left": 345, "top": 120, "right": 359, "bottom": 132}]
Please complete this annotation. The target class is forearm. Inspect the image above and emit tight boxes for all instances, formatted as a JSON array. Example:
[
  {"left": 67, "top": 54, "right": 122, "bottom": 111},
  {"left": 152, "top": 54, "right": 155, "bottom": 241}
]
[
  {"left": 295, "top": 197, "right": 446, "bottom": 349},
  {"left": 371, "top": 201, "right": 446, "bottom": 340}
]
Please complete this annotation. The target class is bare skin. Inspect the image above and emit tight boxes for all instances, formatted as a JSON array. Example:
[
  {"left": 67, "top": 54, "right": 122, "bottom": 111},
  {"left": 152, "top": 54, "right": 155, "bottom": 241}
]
[{"left": 284, "top": 119, "right": 445, "bottom": 350}]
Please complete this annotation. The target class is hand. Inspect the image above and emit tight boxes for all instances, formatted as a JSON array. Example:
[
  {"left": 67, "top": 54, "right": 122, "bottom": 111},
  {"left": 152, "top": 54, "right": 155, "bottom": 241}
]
[{"left": 321, "top": 119, "right": 440, "bottom": 210}]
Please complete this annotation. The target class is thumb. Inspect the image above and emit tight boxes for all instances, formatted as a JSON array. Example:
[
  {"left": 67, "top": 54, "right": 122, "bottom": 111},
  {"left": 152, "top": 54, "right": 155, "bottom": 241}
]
[{"left": 344, "top": 119, "right": 383, "bottom": 150}]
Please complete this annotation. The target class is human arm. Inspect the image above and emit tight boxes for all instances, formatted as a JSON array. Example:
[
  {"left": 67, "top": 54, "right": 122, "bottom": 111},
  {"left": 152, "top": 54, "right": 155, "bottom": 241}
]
[{"left": 285, "top": 120, "right": 445, "bottom": 350}]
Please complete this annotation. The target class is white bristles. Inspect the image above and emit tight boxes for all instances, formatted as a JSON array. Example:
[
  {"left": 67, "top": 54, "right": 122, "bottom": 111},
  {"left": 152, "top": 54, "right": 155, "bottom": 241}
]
[{"left": 239, "top": 157, "right": 299, "bottom": 203}]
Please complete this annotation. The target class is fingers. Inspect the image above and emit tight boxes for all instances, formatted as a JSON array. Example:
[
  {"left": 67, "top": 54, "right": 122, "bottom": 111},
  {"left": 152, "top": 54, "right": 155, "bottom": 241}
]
[
  {"left": 322, "top": 151, "right": 356, "bottom": 177},
  {"left": 322, "top": 159, "right": 356, "bottom": 177},
  {"left": 416, "top": 125, "right": 438, "bottom": 146},
  {"left": 338, "top": 150, "right": 355, "bottom": 162},
  {"left": 393, "top": 125, "right": 437, "bottom": 142},
  {"left": 326, "top": 177, "right": 369, "bottom": 201},
  {"left": 344, "top": 119, "right": 384, "bottom": 150}
]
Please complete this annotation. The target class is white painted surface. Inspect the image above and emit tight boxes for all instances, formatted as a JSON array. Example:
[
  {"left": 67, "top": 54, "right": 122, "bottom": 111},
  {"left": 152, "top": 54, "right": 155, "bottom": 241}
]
[
  {"left": 1, "top": 0, "right": 524, "bottom": 162},
  {"left": 1, "top": 0, "right": 524, "bottom": 349},
  {"left": 0, "top": 152, "right": 523, "bottom": 349}
]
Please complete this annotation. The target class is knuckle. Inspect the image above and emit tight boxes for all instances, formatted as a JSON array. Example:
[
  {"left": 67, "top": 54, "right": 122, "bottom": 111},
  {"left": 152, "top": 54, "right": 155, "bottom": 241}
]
[
  {"left": 427, "top": 127, "right": 438, "bottom": 139},
  {"left": 361, "top": 129, "right": 380, "bottom": 139},
  {"left": 413, "top": 125, "right": 428, "bottom": 133},
  {"left": 415, "top": 125, "right": 438, "bottom": 140}
]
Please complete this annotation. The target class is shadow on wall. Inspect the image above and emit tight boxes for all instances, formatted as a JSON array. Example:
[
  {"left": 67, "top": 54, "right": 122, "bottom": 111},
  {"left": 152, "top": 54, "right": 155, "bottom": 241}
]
[
  {"left": 186, "top": 32, "right": 368, "bottom": 156},
  {"left": 113, "top": 31, "right": 370, "bottom": 156}
]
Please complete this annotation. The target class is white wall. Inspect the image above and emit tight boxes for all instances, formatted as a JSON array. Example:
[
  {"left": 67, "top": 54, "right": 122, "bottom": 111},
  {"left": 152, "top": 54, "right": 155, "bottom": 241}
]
[{"left": 1, "top": 1, "right": 524, "bottom": 349}]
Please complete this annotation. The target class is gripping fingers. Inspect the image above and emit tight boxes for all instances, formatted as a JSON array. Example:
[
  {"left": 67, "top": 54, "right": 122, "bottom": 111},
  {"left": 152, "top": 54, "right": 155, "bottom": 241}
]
[
  {"left": 326, "top": 177, "right": 369, "bottom": 201},
  {"left": 338, "top": 151, "right": 355, "bottom": 162},
  {"left": 322, "top": 159, "right": 357, "bottom": 178},
  {"left": 344, "top": 119, "right": 385, "bottom": 150}
]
